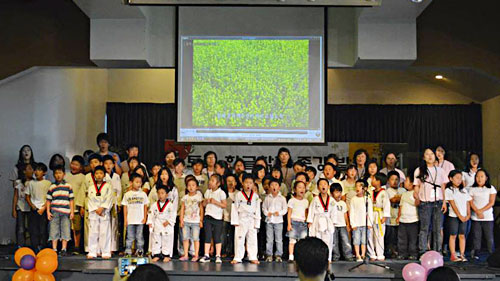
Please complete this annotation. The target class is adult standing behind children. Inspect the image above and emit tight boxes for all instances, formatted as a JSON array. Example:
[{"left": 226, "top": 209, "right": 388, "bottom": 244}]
[{"left": 95, "top": 133, "right": 122, "bottom": 175}]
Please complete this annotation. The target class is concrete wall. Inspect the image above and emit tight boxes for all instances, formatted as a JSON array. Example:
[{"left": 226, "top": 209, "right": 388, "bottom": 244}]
[
  {"left": 0, "top": 67, "right": 107, "bottom": 243},
  {"left": 482, "top": 95, "right": 500, "bottom": 187}
]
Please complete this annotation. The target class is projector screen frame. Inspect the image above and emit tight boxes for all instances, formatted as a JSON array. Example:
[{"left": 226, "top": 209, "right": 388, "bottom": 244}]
[{"left": 175, "top": 6, "right": 328, "bottom": 145}]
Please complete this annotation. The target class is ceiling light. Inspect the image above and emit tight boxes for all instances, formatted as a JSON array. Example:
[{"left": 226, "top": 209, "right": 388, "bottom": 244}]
[{"left": 435, "top": 75, "right": 444, "bottom": 80}]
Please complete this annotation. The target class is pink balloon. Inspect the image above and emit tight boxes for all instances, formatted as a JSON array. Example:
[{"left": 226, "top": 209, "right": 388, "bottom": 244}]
[
  {"left": 402, "top": 263, "right": 426, "bottom": 281},
  {"left": 420, "top": 251, "right": 444, "bottom": 272}
]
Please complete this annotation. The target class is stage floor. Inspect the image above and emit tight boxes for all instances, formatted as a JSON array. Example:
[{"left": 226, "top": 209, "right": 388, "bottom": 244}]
[{"left": 1, "top": 256, "right": 500, "bottom": 281}]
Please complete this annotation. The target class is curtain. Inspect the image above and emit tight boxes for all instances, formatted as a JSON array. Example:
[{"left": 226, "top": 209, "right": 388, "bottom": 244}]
[{"left": 106, "top": 103, "right": 482, "bottom": 167}]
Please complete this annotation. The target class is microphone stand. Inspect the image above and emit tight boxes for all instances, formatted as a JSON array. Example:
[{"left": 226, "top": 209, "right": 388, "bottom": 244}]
[{"left": 349, "top": 187, "right": 392, "bottom": 272}]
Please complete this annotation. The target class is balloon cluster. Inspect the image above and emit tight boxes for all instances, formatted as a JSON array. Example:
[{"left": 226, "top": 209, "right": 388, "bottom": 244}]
[
  {"left": 12, "top": 248, "right": 58, "bottom": 281},
  {"left": 402, "top": 251, "right": 444, "bottom": 281}
]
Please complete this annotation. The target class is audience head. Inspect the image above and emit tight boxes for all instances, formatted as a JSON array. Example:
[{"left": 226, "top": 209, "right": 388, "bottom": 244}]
[
  {"left": 128, "top": 264, "right": 169, "bottom": 281},
  {"left": 426, "top": 266, "right": 460, "bottom": 281},
  {"left": 294, "top": 237, "right": 330, "bottom": 281}
]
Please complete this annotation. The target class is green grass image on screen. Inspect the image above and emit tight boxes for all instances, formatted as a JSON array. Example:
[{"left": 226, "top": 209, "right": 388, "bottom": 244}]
[{"left": 192, "top": 39, "right": 310, "bottom": 128}]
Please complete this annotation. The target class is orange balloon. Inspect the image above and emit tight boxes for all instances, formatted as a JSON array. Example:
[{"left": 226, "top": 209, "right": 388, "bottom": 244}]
[
  {"left": 33, "top": 272, "right": 55, "bottom": 281},
  {"left": 35, "top": 255, "right": 58, "bottom": 275},
  {"left": 14, "top": 248, "right": 35, "bottom": 267},
  {"left": 36, "top": 249, "right": 57, "bottom": 260},
  {"left": 12, "top": 268, "right": 35, "bottom": 281}
]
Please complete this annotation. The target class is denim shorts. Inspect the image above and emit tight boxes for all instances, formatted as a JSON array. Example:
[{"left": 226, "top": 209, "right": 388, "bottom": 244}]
[
  {"left": 182, "top": 222, "right": 201, "bottom": 241},
  {"left": 49, "top": 212, "right": 71, "bottom": 241},
  {"left": 287, "top": 220, "right": 308, "bottom": 240},
  {"left": 352, "top": 226, "right": 370, "bottom": 246}
]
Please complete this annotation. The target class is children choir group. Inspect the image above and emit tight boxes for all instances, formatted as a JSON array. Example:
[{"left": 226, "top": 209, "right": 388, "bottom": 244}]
[{"left": 11, "top": 133, "right": 495, "bottom": 265}]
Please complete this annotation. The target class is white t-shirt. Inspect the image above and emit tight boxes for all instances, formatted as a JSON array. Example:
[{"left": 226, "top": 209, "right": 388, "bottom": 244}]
[
  {"left": 121, "top": 190, "right": 149, "bottom": 225},
  {"left": 287, "top": 197, "right": 309, "bottom": 222},
  {"left": 333, "top": 200, "right": 348, "bottom": 227},
  {"left": 445, "top": 188, "right": 471, "bottom": 218},
  {"left": 386, "top": 186, "right": 406, "bottom": 226},
  {"left": 399, "top": 190, "right": 418, "bottom": 223},
  {"left": 204, "top": 188, "right": 227, "bottom": 220},
  {"left": 469, "top": 186, "right": 497, "bottom": 221},
  {"left": 14, "top": 180, "right": 30, "bottom": 212},
  {"left": 349, "top": 195, "right": 373, "bottom": 228},
  {"left": 462, "top": 171, "right": 477, "bottom": 188},
  {"left": 25, "top": 179, "right": 52, "bottom": 209},
  {"left": 181, "top": 193, "right": 203, "bottom": 223}
]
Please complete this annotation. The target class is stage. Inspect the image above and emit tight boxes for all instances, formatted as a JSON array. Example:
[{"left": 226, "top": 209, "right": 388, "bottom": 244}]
[{"left": 1, "top": 255, "right": 500, "bottom": 281}]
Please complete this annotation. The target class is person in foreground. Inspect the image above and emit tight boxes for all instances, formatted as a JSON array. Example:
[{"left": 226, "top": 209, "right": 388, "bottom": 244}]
[
  {"left": 294, "top": 237, "right": 334, "bottom": 281},
  {"left": 426, "top": 266, "right": 460, "bottom": 281}
]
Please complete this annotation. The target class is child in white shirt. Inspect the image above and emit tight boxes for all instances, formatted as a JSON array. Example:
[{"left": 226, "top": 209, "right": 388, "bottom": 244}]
[
  {"left": 469, "top": 169, "right": 497, "bottom": 258},
  {"left": 262, "top": 178, "right": 288, "bottom": 262},
  {"left": 396, "top": 176, "right": 419, "bottom": 260},
  {"left": 349, "top": 179, "right": 373, "bottom": 262},
  {"left": 148, "top": 185, "right": 176, "bottom": 262},
  {"left": 180, "top": 177, "right": 204, "bottom": 262},
  {"left": 286, "top": 181, "right": 309, "bottom": 262},
  {"left": 103, "top": 155, "right": 121, "bottom": 253},
  {"left": 307, "top": 178, "right": 337, "bottom": 262},
  {"left": 445, "top": 170, "right": 471, "bottom": 262},
  {"left": 200, "top": 174, "right": 227, "bottom": 263},
  {"left": 122, "top": 173, "right": 149, "bottom": 257},
  {"left": 331, "top": 183, "right": 354, "bottom": 261},
  {"left": 367, "top": 173, "right": 391, "bottom": 261},
  {"left": 86, "top": 166, "right": 114, "bottom": 259},
  {"left": 231, "top": 173, "right": 261, "bottom": 264}
]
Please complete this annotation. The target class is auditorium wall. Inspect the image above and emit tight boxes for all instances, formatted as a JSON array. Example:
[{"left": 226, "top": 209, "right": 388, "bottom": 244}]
[
  {"left": 106, "top": 68, "right": 476, "bottom": 104},
  {"left": 0, "top": 67, "right": 107, "bottom": 244},
  {"left": 482, "top": 95, "right": 500, "bottom": 187}
]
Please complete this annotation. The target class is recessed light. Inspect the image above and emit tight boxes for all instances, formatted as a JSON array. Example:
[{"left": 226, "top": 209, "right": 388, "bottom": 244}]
[{"left": 435, "top": 75, "right": 444, "bottom": 80}]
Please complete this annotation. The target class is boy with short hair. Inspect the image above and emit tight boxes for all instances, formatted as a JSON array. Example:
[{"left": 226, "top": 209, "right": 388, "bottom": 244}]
[
  {"left": 87, "top": 165, "right": 114, "bottom": 259},
  {"left": 122, "top": 173, "right": 149, "bottom": 257},
  {"left": 76, "top": 153, "right": 103, "bottom": 253},
  {"left": 331, "top": 183, "right": 354, "bottom": 261},
  {"left": 385, "top": 171, "right": 406, "bottom": 258},
  {"left": 349, "top": 179, "right": 373, "bottom": 262},
  {"left": 103, "top": 155, "right": 122, "bottom": 253},
  {"left": 367, "top": 173, "right": 391, "bottom": 261},
  {"left": 231, "top": 173, "right": 261, "bottom": 264},
  {"left": 262, "top": 178, "right": 288, "bottom": 262},
  {"left": 65, "top": 155, "right": 85, "bottom": 254},
  {"left": 397, "top": 176, "right": 420, "bottom": 260},
  {"left": 46, "top": 166, "right": 74, "bottom": 255},
  {"left": 26, "top": 162, "right": 52, "bottom": 251},
  {"left": 148, "top": 185, "right": 177, "bottom": 262}
]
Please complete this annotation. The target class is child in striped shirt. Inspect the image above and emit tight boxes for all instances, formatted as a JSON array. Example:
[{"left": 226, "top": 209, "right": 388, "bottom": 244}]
[{"left": 46, "top": 166, "right": 75, "bottom": 255}]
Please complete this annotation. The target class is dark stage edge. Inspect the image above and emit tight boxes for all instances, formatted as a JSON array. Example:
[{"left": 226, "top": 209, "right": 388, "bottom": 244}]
[{"left": 1, "top": 256, "right": 500, "bottom": 281}]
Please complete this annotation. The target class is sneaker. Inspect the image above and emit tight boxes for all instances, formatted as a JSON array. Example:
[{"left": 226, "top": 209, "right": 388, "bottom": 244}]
[
  {"left": 265, "top": 256, "right": 273, "bottom": 262},
  {"left": 137, "top": 250, "right": 144, "bottom": 257},
  {"left": 345, "top": 257, "right": 355, "bottom": 262},
  {"left": 397, "top": 255, "right": 407, "bottom": 260},
  {"left": 275, "top": 256, "right": 282, "bottom": 263},
  {"left": 60, "top": 249, "right": 68, "bottom": 257},
  {"left": 408, "top": 256, "right": 418, "bottom": 261},
  {"left": 215, "top": 256, "right": 222, "bottom": 263},
  {"left": 356, "top": 256, "right": 363, "bottom": 262},
  {"left": 450, "top": 255, "right": 461, "bottom": 262},
  {"left": 199, "top": 255, "right": 211, "bottom": 263},
  {"left": 288, "top": 254, "right": 294, "bottom": 262},
  {"left": 461, "top": 257, "right": 468, "bottom": 262}
]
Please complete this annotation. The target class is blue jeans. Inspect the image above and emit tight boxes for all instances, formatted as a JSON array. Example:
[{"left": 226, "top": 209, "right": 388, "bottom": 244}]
[
  {"left": 266, "top": 223, "right": 283, "bottom": 256},
  {"left": 353, "top": 226, "right": 370, "bottom": 245},
  {"left": 49, "top": 212, "right": 71, "bottom": 241},
  {"left": 182, "top": 222, "right": 201, "bottom": 241},
  {"left": 126, "top": 224, "right": 144, "bottom": 254},
  {"left": 418, "top": 201, "right": 443, "bottom": 254},
  {"left": 16, "top": 211, "right": 29, "bottom": 246},
  {"left": 333, "top": 226, "right": 353, "bottom": 259}
]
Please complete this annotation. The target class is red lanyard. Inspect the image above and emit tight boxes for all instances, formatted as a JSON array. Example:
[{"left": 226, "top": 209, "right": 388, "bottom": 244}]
[
  {"left": 91, "top": 176, "right": 105, "bottom": 196},
  {"left": 319, "top": 195, "right": 330, "bottom": 212},
  {"left": 242, "top": 190, "right": 254, "bottom": 205},
  {"left": 157, "top": 200, "right": 169, "bottom": 212}
]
